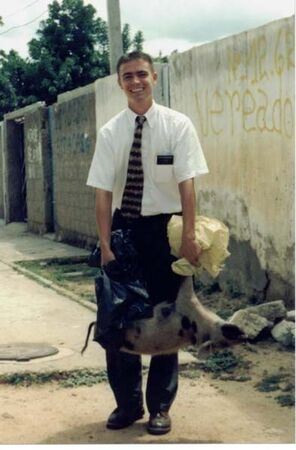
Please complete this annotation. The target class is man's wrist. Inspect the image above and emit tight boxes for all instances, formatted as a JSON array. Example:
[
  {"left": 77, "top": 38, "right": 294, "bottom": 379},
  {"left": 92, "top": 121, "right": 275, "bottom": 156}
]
[
  {"left": 182, "top": 232, "right": 196, "bottom": 241},
  {"left": 100, "top": 241, "right": 111, "bottom": 252}
]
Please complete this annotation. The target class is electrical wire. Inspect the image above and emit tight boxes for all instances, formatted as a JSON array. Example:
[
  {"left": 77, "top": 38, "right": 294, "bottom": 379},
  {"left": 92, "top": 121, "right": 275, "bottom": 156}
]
[
  {"left": 0, "top": 10, "right": 48, "bottom": 36},
  {"left": 2, "top": 0, "right": 44, "bottom": 20}
]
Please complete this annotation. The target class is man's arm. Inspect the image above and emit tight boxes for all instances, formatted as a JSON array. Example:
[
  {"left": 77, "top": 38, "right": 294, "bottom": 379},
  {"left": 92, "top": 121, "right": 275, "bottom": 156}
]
[
  {"left": 178, "top": 178, "right": 201, "bottom": 266},
  {"left": 95, "top": 188, "right": 115, "bottom": 265}
]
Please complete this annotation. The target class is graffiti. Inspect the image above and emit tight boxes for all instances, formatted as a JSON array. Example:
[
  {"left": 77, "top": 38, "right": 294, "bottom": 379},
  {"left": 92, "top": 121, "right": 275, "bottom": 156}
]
[
  {"left": 53, "top": 97, "right": 93, "bottom": 154},
  {"left": 227, "top": 26, "right": 295, "bottom": 84},
  {"left": 54, "top": 132, "right": 92, "bottom": 155},
  {"left": 26, "top": 127, "right": 42, "bottom": 163},
  {"left": 195, "top": 88, "right": 294, "bottom": 138}
]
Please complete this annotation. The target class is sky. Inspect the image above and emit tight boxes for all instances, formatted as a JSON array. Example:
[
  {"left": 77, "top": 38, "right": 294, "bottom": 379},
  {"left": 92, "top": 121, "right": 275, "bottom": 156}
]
[{"left": 0, "top": 0, "right": 294, "bottom": 58}]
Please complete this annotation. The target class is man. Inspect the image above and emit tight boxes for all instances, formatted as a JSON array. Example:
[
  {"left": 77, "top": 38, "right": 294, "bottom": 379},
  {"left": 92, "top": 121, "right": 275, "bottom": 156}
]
[{"left": 87, "top": 51, "right": 208, "bottom": 435}]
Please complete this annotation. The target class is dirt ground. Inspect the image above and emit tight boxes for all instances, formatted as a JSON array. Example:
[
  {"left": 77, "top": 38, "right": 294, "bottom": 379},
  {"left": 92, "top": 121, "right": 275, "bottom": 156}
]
[{"left": 0, "top": 340, "right": 294, "bottom": 445}]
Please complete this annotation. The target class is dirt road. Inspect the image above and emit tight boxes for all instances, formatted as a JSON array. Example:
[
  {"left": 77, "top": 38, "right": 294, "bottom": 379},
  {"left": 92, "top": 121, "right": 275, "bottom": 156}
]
[{"left": 0, "top": 341, "right": 294, "bottom": 445}]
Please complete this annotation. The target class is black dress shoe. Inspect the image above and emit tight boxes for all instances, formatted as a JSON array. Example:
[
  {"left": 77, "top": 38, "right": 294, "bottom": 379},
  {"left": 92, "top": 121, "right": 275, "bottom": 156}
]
[
  {"left": 106, "top": 407, "right": 144, "bottom": 430},
  {"left": 147, "top": 411, "right": 171, "bottom": 435}
]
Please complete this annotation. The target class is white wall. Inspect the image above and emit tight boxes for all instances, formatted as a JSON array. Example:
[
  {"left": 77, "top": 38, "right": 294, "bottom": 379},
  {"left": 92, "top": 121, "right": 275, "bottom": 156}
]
[{"left": 170, "top": 16, "right": 295, "bottom": 299}]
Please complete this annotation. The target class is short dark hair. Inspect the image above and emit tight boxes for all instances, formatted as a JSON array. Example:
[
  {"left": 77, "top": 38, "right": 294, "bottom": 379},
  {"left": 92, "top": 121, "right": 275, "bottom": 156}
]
[{"left": 116, "top": 51, "right": 155, "bottom": 75}]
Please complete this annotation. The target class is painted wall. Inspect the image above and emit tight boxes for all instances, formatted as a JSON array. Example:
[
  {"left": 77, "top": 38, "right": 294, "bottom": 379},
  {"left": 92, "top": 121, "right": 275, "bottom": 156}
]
[{"left": 170, "top": 16, "right": 295, "bottom": 303}]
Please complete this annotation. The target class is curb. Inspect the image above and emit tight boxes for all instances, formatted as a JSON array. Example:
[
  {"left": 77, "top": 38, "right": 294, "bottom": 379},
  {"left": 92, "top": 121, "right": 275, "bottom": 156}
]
[{"left": 10, "top": 262, "right": 97, "bottom": 314}]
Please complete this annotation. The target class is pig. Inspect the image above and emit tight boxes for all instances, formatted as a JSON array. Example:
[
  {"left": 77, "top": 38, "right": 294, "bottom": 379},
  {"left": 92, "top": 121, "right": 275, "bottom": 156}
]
[{"left": 82, "top": 276, "right": 245, "bottom": 356}]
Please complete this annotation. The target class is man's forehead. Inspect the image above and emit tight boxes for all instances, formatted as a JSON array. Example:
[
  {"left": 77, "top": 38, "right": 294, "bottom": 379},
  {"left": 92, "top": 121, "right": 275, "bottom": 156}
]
[{"left": 119, "top": 59, "right": 153, "bottom": 75}]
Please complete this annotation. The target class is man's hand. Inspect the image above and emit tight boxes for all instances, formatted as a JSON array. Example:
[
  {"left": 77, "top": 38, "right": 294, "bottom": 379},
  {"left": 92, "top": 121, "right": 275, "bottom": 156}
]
[
  {"left": 178, "top": 178, "right": 201, "bottom": 266},
  {"left": 101, "top": 247, "right": 116, "bottom": 266},
  {"left": 179, "top": 235, "right": 202, "bottom": 266}
]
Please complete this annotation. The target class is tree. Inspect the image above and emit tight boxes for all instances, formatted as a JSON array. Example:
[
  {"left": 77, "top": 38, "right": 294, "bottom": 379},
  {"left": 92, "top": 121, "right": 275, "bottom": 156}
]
[
  {"left": 122, "top": 23, "right": 132, "bottom": 53},
  {"left": 133, "top": 31, "right": 144, "bottom": 51},
  {"left": 0, "top": 0, "right": 145, "bottom": 118},
  {"left": 0, "top": 71, "right": 17, "bottom": 116},
  {"left": 0, "top": 50, "right": 37, "bottom": 118},
  {"left": 27, "top": 0, "right": 110, "bottom": 104}
]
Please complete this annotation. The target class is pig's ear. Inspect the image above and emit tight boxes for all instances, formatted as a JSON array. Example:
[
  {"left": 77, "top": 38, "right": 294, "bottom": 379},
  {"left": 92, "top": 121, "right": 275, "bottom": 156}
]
[{"left": 221, "top": 323, "right": 245, "bottom": 340}]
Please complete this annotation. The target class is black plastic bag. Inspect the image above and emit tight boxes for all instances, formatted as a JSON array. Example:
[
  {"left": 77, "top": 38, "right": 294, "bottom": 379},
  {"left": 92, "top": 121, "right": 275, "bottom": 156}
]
[{"left": 83, "top": 229, "right": 153, "bottom": 352}]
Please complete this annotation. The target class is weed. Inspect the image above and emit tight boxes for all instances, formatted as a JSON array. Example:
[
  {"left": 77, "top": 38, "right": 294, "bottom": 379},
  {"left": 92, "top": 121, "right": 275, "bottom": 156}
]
[
  {"left": 15, "top": 258, "right": 98, "bottom": 303},
  {"left": 201, "top": 350, "right": 240, "bottom": 374},
  {"left": 275, "top": 394, "right": 295, "bottom": 407},
  {"left": 255, "top": 373, "right": 289, "bottom": 393},
  {"left": 0, "top": 369, "right": 108, "bottom": 388},
  {"left": 180, "top": 363, "right": 201, "bottom": 379}
]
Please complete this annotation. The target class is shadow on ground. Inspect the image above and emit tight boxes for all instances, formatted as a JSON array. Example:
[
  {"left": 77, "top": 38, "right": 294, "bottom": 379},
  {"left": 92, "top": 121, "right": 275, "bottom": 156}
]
[{"left": 40, "top": 421, "right": 222, "bottom": 445}]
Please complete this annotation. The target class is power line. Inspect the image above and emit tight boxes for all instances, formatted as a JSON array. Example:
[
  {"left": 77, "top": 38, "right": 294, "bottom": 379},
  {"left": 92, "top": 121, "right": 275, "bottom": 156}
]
[
  {"left": 0, "top": 10, "right": 47, "bottom": 36},
  {"left": 2, "top": 0, "right": 44, "bottom": 20}
]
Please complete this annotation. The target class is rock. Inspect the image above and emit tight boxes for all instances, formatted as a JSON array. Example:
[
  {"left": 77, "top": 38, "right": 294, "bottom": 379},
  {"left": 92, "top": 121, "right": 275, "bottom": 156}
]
[
  {"left": 243, "top": 300, "right": 286, "bottom": 322},
  {"left": 271, "top": 320, "right": 295, "bottom": 347},
  {"left": 229, "top": 310, "right": 271, "bottom": 340},
  {"left": 63, "top": 271, "right": 84, "bottom": 278},
  {"left": 2, "top": 413, "right": 14, "bottom": 419},
  {"left": 286, "top": 310, "right": 295, "bottom": 322}
]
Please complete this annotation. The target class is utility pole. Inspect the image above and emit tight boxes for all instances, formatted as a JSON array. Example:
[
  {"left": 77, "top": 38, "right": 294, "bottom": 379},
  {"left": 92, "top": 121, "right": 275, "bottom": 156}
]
[{"left": 107, "top": 0, "right": 123, "bottom": 74}]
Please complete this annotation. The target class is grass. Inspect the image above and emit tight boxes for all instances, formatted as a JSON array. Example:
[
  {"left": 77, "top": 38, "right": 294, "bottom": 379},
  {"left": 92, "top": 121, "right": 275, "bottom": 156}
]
[
  {"left": 255, "top": 373, "right": 289, "bottom": 392},
  {"left": 15, "top": 257, "right": 98, "bottom": 303},
  {"left": 0, "top": 369, "right": 108, "bottom": 388},
  {"left": 255, "top": 372, "right": 295, "bottom": 407},
  {"left": 200, "top": 350, "right": 240, "bottom": 374}
]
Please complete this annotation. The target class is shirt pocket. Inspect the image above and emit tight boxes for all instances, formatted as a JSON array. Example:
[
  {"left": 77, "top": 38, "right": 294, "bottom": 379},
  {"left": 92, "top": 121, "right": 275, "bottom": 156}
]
[{"left": 154, "top": 154, "right": 174, "bottom": 183}]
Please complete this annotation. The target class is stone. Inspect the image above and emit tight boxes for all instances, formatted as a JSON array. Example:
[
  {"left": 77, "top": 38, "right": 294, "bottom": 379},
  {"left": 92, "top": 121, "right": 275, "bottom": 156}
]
[
  {"left": 229, "top": 310, "right": 271, "bottom": 340},
  {"left": 286, "top": 310, "right": 295, "bottom": 322},
  {"left": 271, "top": 320, "right": 295, "bottom": 347},
  {"left": 63, "top": 271, "right": 84, "bottom": 278},
  {"left": 2, "top": 413, "right": 14, "bottom": 420},
  {"left": 243, "top": 300, "right": 286, "bottom": 322}
]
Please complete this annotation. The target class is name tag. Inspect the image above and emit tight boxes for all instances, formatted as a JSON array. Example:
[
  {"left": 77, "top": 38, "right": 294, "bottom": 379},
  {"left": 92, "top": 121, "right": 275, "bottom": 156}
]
[{"left": 157, "top": 155, "right": 174, "bottom": 165}]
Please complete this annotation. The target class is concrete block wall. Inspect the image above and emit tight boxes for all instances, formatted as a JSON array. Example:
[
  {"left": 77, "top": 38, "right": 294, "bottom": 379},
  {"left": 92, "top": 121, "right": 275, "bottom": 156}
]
[
  {"left": 170, "top": 16, "right": 295, "bottom": 304},
  {"left": 50, "top": 84, "right": 97, "bottom": 247},
  {"left": 24, "top": 106, "right": 52, "bottom": 234}
]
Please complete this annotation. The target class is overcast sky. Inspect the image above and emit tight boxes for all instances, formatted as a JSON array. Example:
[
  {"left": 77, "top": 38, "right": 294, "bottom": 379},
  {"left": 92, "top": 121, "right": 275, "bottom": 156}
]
[{"left": 0, "top": 0, "right": 294, "bottom": 58}]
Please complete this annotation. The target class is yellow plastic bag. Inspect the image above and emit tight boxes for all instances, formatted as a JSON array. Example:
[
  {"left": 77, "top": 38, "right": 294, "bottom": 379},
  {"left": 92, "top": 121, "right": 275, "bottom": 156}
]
[{"left": 167, "top": 215, "right": 230, "bottom": 278}]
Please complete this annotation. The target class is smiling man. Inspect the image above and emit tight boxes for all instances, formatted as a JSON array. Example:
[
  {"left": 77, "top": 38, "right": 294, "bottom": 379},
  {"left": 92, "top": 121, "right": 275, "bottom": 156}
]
[{"left": 87, "top": 51, "right": 209, "bottom": 435}]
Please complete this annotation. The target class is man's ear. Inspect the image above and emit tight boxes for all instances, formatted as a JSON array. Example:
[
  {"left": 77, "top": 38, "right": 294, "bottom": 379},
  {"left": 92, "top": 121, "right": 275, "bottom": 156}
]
[
  {"left": 153, "top": 71, "right": 158, "bottom": 85},
  {"left": 118, "top": 76, "right": 123, "bottom": 89},
  {"left": 221, "top": 323, "right": 245, "bottom": 341}
]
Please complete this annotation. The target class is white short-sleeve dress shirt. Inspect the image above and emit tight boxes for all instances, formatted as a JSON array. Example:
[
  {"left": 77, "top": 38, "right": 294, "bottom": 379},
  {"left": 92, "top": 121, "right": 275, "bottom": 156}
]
[{"left": 87, "top": 101, "right": 209, "bottom": 216}]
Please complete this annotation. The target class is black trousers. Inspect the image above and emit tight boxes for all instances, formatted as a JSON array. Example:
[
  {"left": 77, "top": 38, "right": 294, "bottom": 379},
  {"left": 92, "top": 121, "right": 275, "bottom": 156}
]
[{"left": 105, "top": 209, "right": 184, "bottom": 414}]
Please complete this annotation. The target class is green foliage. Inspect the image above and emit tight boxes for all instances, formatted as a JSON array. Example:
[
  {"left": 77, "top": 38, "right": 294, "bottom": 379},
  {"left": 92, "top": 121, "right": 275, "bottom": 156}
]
[
  {"left": 201, "top": 350, "right": 239, "bottom": 374},
  {"left": 133, "top": 30, "right": 144, "bottom": 51},
  {"left": 275, "top": 394, "right": 295, "bottom": 407},
  {"left": 0, "top": 69, "right": 17, "bottom": 115},
  {"left": 0, "top": 0, "right": 145, "bottom": 119},
  {"left": 27, "top": 0, "right": 110, "bottom": 104},
  {"left": 122, "top": 23, "right": 132, "bottom": 53},
  {"left": 255, "top": 373, "right": 290, "bottom": 392},
  {"left": 255, "top": 372, "right": 295, "bottom": 407},
  {"left": 0, "top": 369, "right": 108, "bottom": 387}
]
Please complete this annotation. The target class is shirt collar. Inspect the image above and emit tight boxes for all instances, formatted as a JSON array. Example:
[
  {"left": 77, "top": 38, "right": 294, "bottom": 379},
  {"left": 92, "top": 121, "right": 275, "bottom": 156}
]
[{"left": 126, "top": 101, "right": 157, "bottom": 128}]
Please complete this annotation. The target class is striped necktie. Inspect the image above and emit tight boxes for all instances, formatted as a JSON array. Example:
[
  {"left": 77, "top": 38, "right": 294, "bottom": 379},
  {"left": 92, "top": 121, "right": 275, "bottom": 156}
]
[{"left": 121, "top": 115, "right": 146, "bottom": 219}]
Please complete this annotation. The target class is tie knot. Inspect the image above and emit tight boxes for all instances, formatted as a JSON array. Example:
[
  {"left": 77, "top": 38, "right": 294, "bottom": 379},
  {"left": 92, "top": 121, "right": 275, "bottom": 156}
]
[{"left": 136, "top": 115, "right": 146, "bottom": 126}]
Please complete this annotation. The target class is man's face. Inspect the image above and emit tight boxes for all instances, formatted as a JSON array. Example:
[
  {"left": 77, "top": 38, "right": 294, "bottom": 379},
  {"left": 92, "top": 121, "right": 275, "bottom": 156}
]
[{"left": 118, "top": 59, "right": 157, "bottom": 108}]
